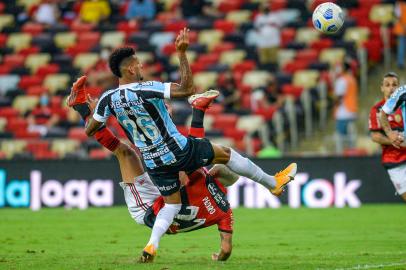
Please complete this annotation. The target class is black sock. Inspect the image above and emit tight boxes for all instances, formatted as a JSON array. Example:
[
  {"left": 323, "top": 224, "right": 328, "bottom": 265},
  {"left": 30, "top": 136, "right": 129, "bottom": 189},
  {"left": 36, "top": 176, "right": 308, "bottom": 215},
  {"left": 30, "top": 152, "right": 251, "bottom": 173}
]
[
  {"left": 73, "top": 104, "right": 91, "bottom": 121},
  {"left": 191, "top": 108, "right": 205, "bottom": 128}
]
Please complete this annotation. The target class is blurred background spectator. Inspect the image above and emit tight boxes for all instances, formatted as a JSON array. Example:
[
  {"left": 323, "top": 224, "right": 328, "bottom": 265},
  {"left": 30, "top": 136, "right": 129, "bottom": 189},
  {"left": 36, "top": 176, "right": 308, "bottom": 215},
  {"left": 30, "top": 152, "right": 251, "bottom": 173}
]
[{"left": 394, "top": 0, "right": 406, "bottom": 69}]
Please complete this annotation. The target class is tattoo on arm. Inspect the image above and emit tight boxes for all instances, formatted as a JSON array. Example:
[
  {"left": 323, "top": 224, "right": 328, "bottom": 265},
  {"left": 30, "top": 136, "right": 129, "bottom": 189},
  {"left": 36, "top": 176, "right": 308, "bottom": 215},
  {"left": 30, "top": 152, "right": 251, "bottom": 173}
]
[
  {"left": 178, "top": 52, "right": 193, "bottom": 92},
  {"left": 380, "top": 112, "right": 393, "bottom": 136}
]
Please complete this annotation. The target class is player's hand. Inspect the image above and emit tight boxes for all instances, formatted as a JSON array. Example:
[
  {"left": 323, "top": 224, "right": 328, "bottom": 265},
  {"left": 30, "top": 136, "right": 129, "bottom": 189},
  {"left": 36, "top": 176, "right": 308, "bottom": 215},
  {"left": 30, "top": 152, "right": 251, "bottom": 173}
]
[
  {"left": 73, "top": 75, "right": 87, "bottom": 91},
  {"left": 388, "top": 131, "right": 404, "bottom": 149},
  {"left": 175, "top": 27, "right": 189, "bottom": 53},
  {"left": 86, "top": 93, "right": 98, "bottom": 112},
  {"left": 211, "top": 253, "right": 219, "bottom": 261}
]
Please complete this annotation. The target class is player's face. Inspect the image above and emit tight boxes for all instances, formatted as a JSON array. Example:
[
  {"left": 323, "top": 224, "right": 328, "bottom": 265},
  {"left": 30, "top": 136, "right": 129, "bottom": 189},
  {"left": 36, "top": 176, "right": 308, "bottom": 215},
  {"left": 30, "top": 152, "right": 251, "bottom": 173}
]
[
  {"left": 129, "top": 55, "right": 143, "bottom": 81},
  {"left": 381, "top": 76, "right": 399, "bottom": 99}
]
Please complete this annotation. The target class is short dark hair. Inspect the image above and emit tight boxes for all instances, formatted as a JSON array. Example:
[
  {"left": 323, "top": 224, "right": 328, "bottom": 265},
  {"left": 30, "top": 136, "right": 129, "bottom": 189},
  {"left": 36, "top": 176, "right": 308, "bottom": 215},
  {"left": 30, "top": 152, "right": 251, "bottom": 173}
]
[
  {"left": 108, "top": 46, "right": 135, "bottom": 78},
  {"left": 383, "top": 71, "right": 399, "bottom": 80}
]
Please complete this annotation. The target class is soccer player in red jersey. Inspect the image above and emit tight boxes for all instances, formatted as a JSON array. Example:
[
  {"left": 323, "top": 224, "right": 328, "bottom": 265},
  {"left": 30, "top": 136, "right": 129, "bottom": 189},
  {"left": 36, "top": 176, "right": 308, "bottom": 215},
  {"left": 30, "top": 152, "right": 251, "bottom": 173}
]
[
  {"left": 369, "top": 72, "right": 406, "bottom": 202},
  {"left": 68, "top": 76, "right": 296, "bottom": 262}
]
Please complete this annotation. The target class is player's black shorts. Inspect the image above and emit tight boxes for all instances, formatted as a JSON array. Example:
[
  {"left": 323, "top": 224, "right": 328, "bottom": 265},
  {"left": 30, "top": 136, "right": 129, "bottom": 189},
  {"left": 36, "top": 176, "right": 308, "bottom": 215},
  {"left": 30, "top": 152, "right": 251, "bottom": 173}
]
[{"left": 146, "top": 137, "right": 215, "bottom": 196}]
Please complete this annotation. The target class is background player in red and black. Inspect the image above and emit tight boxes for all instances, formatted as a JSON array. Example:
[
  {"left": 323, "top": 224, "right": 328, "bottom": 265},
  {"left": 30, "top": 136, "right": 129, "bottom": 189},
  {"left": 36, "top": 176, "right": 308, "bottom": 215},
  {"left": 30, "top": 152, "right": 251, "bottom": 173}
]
[{"left": 369, "top": 72, "right": 406, "bottom": 201}]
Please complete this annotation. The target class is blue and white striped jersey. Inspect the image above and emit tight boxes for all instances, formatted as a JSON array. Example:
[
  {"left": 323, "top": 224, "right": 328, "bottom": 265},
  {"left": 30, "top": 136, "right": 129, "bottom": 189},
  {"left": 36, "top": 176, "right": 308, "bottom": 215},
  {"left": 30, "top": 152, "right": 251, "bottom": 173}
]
[
  {"left": 93, "top": 81, "right": 188, "bottom": 169},
  {"left": 382, "top": 85, "right": 406, "bottom": 136}
]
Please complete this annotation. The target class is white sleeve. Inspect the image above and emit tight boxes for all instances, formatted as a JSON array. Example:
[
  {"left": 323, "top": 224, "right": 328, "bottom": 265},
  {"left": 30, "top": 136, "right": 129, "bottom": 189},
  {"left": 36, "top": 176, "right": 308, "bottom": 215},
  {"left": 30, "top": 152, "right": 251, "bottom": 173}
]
[{"left": 93, "top": 94, "right": 111, "bottom": 123}]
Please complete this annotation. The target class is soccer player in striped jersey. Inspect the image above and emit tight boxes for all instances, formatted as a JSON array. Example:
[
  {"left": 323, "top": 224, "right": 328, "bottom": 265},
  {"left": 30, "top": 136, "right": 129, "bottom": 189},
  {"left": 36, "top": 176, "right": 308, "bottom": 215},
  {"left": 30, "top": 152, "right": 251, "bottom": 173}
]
[
  {"left": 79, "top": 28, "right": 297, "bottom": 261},
  {"left": 68, "top": 76, "right": 296, "bottom": 262}
]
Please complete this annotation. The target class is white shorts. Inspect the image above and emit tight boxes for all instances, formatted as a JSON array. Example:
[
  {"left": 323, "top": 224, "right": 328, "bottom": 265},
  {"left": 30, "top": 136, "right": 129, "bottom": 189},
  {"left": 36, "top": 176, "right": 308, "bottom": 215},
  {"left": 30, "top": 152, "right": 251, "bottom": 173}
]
[{"left": 387, "top": 163, "right": 406, "bottom": 195}]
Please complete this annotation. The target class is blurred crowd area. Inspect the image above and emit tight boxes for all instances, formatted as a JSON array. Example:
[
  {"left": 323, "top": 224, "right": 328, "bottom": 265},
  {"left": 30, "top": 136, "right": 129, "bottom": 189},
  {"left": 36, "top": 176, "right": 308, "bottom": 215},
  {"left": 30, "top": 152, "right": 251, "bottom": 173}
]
[{"left": 0, "top": 0, "right": 402, "bottom": 160}]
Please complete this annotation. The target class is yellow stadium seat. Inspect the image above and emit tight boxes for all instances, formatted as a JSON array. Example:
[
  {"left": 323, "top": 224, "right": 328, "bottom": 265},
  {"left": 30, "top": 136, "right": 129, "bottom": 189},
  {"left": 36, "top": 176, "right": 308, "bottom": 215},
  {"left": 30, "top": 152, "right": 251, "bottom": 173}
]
[
  {"left": 219, "top": 50, "right": 247, "bottom": 66},
  {"left": 242, "top": 71, "right": 272, "bottom": 88},
  {"left": 194, "top": 72, "right": 218, "bottom": 90},
  {"left": 17, "top": 0, "right": 41, "bottom": 10},
  {"left": 51, "top": 139, "right": 79, "bottom": 158},
  {"left": 226, "top": 10, "right": 252, "bottom": 25},
  {"left": 137, "top": 52, "right": 154, "bottom": 64},
  {"left": 370, "top": 4, "right": 394, "bottom": 25},
  {"left": 1, "top": 140, "right": 27, "bottom": 159},
  {"left": 158, "top": 0, "right": 178, "bottom": 11},
  {"left": 100, "top": 31, "right": 125, "bottom": 48},
  {"left": 44, "top": 74, "right": 71, "bottom": 94},
  {"left": 344, "top": 27, "right": 370, "bottom": 48},
  {"left": 7, "top": 33, "right": 32, "bottom": 52},
  {"left": 293, "top": 70, "right": 320, "bottom": 89},
  {"left": 25, "top": 53, "right": 51, "bottom": 73},
  {"left": 74, "top": 53, "right": 100, "bottom": 71},
  {"left": 54, "top": 32, "right": 77, "bottom": 49},
  {"left": 0, "top": 14, "right": 14, "bottom": 31},
  {"left": 12, "top": 96, "right": 39, "bottom": 114},
  {"left": 277, "top": 49, "right": 297, "bottom": 68},
  {"left": 198, "top": 30, "right": 224, "bottom": 51},
  {"left": 319, "top": 48, "right": 346, "bottom": 67},
  {"left": 210, "top": 137, "right": 235, "bottom": 148},
  {"left": 169, "top": 51, "right": 196, "bottom": 66},
  {"left": 295, "top": 27, "right": 320, "bottom": 45},
  {"left": 237, "top": 115, "right": 265, "bottom": 134}
]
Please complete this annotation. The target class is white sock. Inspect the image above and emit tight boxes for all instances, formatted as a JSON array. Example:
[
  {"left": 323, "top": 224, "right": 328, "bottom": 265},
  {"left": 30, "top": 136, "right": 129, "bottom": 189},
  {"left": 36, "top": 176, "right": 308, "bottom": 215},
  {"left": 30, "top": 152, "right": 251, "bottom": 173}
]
[
  {"left": 147, "top": 203, "right": 182, "bottom": 249},
  {"left": 226, "top": 149, "right": 276, "bottom": 189}
]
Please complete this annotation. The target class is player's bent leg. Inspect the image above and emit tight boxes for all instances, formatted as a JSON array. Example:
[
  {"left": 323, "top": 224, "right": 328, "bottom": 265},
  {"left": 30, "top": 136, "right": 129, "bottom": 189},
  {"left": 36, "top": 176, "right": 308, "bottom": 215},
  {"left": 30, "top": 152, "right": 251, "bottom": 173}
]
[{"left": 209, "top": 164, "right": 239, "bottom": 187}]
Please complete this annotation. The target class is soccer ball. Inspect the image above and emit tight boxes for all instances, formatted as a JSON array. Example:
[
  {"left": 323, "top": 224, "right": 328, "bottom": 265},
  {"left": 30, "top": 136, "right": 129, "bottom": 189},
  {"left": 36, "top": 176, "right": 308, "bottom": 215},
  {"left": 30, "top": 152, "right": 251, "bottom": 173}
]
[{"left": 312, "top": 2, "right": 345, "bottom": 34}]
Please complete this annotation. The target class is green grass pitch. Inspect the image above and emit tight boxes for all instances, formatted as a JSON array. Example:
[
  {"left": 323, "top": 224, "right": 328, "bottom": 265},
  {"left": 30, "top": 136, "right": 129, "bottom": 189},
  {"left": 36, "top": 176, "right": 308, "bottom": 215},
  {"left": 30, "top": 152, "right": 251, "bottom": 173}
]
[{"left": 1, "top": 205, "right": 406, "bottom": 270}]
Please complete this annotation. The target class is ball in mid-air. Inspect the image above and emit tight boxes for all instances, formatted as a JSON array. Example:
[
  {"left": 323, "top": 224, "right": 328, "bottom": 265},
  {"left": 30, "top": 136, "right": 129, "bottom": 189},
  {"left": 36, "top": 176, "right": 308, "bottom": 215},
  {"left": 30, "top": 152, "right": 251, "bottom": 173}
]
[{"left": 312, "top": 2, "right": 345, "bottom": 34}]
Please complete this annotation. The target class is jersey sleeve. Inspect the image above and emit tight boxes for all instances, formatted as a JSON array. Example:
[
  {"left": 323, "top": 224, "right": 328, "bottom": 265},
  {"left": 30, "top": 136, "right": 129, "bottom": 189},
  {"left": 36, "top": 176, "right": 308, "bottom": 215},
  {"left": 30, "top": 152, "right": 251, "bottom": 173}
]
[
  {"left": 368, "top": 105, "right": 382, "bottom": 131},
  {"left": 217, "top": 211, "right": 233, "bottom": 234},
  {"left": 137, "top": 81, "right": 171, "bottom": 100},
  {"left": 382, "top": 85, "right": 406, "bottom": 114},
  {"left": 93, "top": 93, "right": 111, "bottom": 123}
]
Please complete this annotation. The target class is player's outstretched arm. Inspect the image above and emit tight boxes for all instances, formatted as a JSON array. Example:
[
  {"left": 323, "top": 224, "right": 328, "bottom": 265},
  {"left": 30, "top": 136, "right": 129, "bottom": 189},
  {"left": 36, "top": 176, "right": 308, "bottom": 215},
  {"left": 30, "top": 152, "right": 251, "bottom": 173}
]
[
  {"left": 212, "top": 232, "right": 232, "bottom": 261},
  {"left": 170, "top": 27, "right": 195, "bottom": 98}
]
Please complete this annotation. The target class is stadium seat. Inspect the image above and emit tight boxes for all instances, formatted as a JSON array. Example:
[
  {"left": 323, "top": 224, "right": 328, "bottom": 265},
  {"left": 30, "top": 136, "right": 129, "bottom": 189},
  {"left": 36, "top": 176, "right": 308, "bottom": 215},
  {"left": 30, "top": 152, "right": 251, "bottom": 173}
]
[
  {"left": 0, "top": 140, "right": 27, "bottom": 159},
  {"left": 212, "top": 114, "right": 238, "bottom": 130},
  {"left": 150, "top": 32, "right": 175, "bottom": 51},
  {"left": 225, "top": 10, "right": 252, "bottom": 25},
  {"left": 54, "top": 32, "right": 77, "bottom": 49},
  {"left": 232, "top": 60, "right": 256, "bottom": 74},
  {"left": 44, "top": 73, "right": 71, "bottom": 94},
  {"left": 89, "top": 148, "right": 111, "bottom": 159},
  {"left": 3, "top": 54, "right": 25, "bottom": 68},
  {"left": 26, "top": 85, "right": 48, "bottom": 96},
  {"left": 136, "top": 52, "right": 154, "bottom": 64},
  {"left": 293, "top": 70, "right": 320, "bottom": 89},
  {"left": 369, "top": 4, "right": 394, "bottom": 25},
  {"left": 198, "top": 30, "right": 224, "bottom": 51},
  {"left": 0, "top": 14, "right": 14, "bottom": 31},
  {"left": 100, "top": 31, "right": 125, "bottom": 48},
  {"left": 185, "top": 113, "right": 214, "bottom": 131},
  {"left": 277, "top": 49, "right": 297, "bottom": 68},
  {"left": 219, "top": 49, "right": 246, "bottom": 66},
  {"left": 68, "top": 127, "right": 88, "bottom": 142},
  {"left": 0, "top": 117, "right": 6, "bottom": 132},
  {"left": 214, "top": 19, "right": 236, "bottom": 34},
  {"left": 237, "top": 115, "right": 266, "bottom": 134},
  {"left": 77, "top": 32, "right": 100, "bottom": 48},
  {"left": 14, "top": 130, "right": 41, "bottom": 139},
  {"left": 73, "top": 53, "right": 99, "bottom": 71},
  {"left": 51, "top": 139, "right": 79, "bottom": 158},
  {"left": 295, "top": 27, "right": 320, "bottom": 45},
  {"left": 0, "top": 107, "right": 20, "bottom": 119},
  {"left": 310, "top": 38, "right": 333, "bottom": 51},
  {"left": 25, "top": 53, "right": 51, "bottom": 73},
  {"left": 164, "top": 20, "right": 187, "bottom": 32},
  {"left": 6, "top": 117, "right": 28, "bottom": 132},
  {"left": 209, "top": 137, "right": 235, "bottom": 148},
  {"left": 0, "top": 75, "right": 20, "bottom": 94},
  {"left": 242, "top": 71, "right": 271, "bottom": 88},
  {"left": 281, "top": 84, "right": 304, "bottom": 99},
  {"left": 206, "top": 103, "right": 224, "bottom": 115},
  {"left": 12, "top": 96, "right": 39, "bottom": 114},
  {"left": 319, "top": 48, "right": 346, "bottom": 66},
  {"left": 71, "top": 22, "right": 94, "bottom": 32},
  {"left": 344, "top": 27, "right": 370, "bottom": 48},
  {"left": 17, "top": 0, "right": 41, "bottom": 10},
  {"left": 18, "top": 75, "right": 43, "bottom": 89},
  {"left": 7, "top": 33, "right": 32, "bottom": 52},
  {"left": 22, "top": 22, "right": 44, "bottom": 35},
  {"left": 296, "top": 49, "right": 319, "bottom": 62},
  {"left": 169, "top": 51, "right": 197, "bottom": 66},
  {"left": 36, "top": 64, "right": 60, "bottom": 77},
  {"left": 193, "top": 72, "right": 218, "bottom": 90},
  {"left": 283, "top": 60, "right": 309, "bottom": 74}
]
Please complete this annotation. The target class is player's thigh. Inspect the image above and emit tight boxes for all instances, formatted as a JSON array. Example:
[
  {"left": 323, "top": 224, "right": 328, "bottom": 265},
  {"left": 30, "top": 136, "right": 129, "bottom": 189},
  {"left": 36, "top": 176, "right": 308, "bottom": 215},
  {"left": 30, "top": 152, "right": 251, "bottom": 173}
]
[
  {"left": 114, "top": 143, "right": 145, "bottom": 182},
  {"left": 210, "top": 143, "right": 231, "bottom": 164},
  {"left": 387, "top": 164, "right": 406, "bottom": 197},
  {"left": 148, "top": 169, "right": 181, "bottom": 203}
]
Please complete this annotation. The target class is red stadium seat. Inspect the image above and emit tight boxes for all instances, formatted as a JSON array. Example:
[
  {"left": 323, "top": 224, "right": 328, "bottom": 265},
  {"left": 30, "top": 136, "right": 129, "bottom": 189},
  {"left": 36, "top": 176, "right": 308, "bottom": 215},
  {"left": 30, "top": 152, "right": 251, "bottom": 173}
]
[
  {"left": 14, "top": 130, "right": 41, "bottom": 139},
  {"left": 191, "top": 62, "right": 209, "bottom": 73},
  {"left": 0, "top": 107, "right": 20, "bottom": 119},
  {"left": 363, "top": 40, "right": 382, "bottom": 62},
  {"left": 310, "top": 39, "right": 333, "bottom": 51},
  {"left": 232, "top": 60, "right": 256, "bottom": 74},
  {"left": 22, "top": 23, "right": 44, "bottom": 35},
  {"left": 0, "top": 64, "right": 11, "bottom": 74},
  {"left": 164, "top": 20, "right": 187, "bottom": 32},
  {"left": 254, "top": 106, "right": 277, "bottom": 120},
  {"left": 89, "top": 149, "right": 110, "bottom": 159},
  {"left": 116, "top": 21, "right": 139, "bottom": 34},
  {"left": 281, "top": 28, "right": 296, "bottom": 47},
  {"left": 68, "top": 127, "right": 88, "bottom": 142},
  {"left": 206, "top": 103, "right": 224, "bottom": 115},
  {"left": 6, "top": 118, "right": 28, "bottom": 132},
  {"left": 0, "top": 33, "right": 7, "bottom": 47},
  {"left": 3, "top": 54, "right": 25, "bottom": 68},
  {"left": 19, "top": 46, "right": 40, "bottom": 56},
  {"left": 214, "top": 20, "right": 236, "bottom": 34},
  {"left": 218, "top": 0, "right": 243, "bottom": 13},
  {"left": 281, "top": 84, "right": 304, "bottom": 99},
  {"left": 26, "top": 85, "right": 48, "bottom": 96},
  {"left": 71, "top": 23, "right": 94, "bottom": 32},
  {"left": 26, "top": 140, "right": 50, "bottom": 154},
  {"left": 162, "top": 43, "right": 176, "bottom": 56},
  {"left": 212, "top": 114, "right": 238, "bottom": 130},
  {"left": 310, "top": 0, "right": 336, "bottom": 11},
  {"left": 296, "top": 49, "right": 319, "bottom": 62},
  {"left": 212, "top": 42, "right": 235, "bottom": 54},
  {"left": 33, "top": 149, "right": 59, "bottom": 160},
  {"left": 283, "top": 60, "right": 309, "bottom": 74},
  {"left": 77, "top": 32, "right": 100, "bottom": 47},
  {"left": 196, "top": 53, "right": 220, "bottom": 66},
  {"left": 36, "top": 64, "right": 60, "bottom": 77},
  {"left": 223, "top": 128, "right": 246, "bottom": 141},
  {"left": 18, "top": 75, "right": 43, "bottom": 89},
  {"left": 241, "top": 93, "right": 251, "bottom": 110}
]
